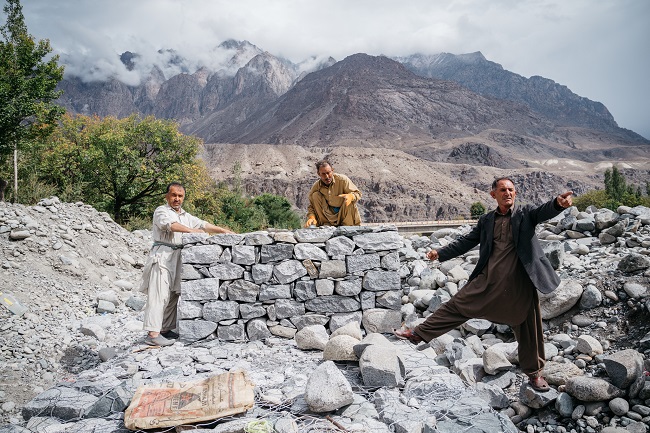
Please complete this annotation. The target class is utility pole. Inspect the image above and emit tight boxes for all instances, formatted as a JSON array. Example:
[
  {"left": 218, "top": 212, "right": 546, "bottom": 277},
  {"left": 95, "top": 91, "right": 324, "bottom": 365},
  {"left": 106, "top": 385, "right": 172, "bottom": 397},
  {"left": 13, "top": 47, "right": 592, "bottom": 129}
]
[{"left": 13, "top": 145, "right": 17, "bottom": 202}]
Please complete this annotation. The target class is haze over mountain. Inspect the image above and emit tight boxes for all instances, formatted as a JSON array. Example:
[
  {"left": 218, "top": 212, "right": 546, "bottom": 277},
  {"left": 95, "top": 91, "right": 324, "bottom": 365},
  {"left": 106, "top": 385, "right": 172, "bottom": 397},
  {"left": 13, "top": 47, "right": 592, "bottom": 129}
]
[{"left": 55, "top": 40, "right": 650, "bottom": 222}]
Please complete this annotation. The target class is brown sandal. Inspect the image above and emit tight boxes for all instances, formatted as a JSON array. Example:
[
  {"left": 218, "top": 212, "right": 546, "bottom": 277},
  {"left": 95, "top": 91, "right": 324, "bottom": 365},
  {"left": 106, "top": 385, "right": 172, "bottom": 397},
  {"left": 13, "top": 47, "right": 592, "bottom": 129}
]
[
  {"left": 529, "top": 376, "right": 550, "bottom": 392},
  {"left": 393, "top": 328, "right": 423, "bottom": 344}
]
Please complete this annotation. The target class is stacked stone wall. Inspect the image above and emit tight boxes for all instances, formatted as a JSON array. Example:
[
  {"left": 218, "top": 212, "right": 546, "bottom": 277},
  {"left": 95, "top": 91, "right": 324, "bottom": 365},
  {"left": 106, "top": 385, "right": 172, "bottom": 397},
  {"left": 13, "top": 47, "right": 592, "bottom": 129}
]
[{"left": 178, "top": 226, "right": 405, "bottom": 343}]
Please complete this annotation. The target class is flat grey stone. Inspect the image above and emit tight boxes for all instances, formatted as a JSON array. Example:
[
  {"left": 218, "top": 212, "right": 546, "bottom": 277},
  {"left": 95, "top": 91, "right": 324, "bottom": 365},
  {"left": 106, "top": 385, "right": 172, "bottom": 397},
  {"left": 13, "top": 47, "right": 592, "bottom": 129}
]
[
  {"left": 315, "top": 278, "right": 334, "bottom": 296},
  {"left": 182, "top": 244, "right": 222, "bottom": 264},
  {"left": 571, "top": 314, "right": 595, "bottom": 327},
  {"left": 244, "top": 232, "right": 274, "bottom": 245},
  {"left": 217, "top": 323, "right": 246, "bottom": 341},
  {"left": 362, "top": 270, "right": 400, "bottom": 292},
  {"left": 335, "top": 279, "right": 362, "bottom": 296},
  {"left": 179, "top": 319, "right": 217, "bottom": 343},
  {"left": 227, "top": 279, "right": 260, "bottom": 302},
  {"left": 353, "top": 232, "right": 403, "bottom": 252},
  {"left": 206, "top": 233, "right": 245, "bottom": 246},
  {"left": 270, "top": 231, "right": 297, "bottom": 243},
  {"left": 603, "top": 349, "right": 644, "bottom": 389},
  {"left": 259, "top": 284, "right": 291, "bottom": 301},
  {"left": 273, "top": 260, "right": 307, "bottom": 284},
  {"left": 618, "top": 253, "right": 650, "bottom": 273},
  {"left": 275, "top": 299, "right": 306, "bottom": 319},
  {"left": 305, "top": 295, "right": 361, "bottom": 313},
  {"left": 180, "top": 278, "right": 220, "bottom": 301},
  {"left": 294, "top": 227, "right": 335, "bottom": 243},
  {"left": 319, "top": 260, "right": 347, "bottom": 278},
  {"left": 294, "top": 243, "right": 328, "bottom": 261},
  {"left": 181, "top": 263, "right": 203, "bottom": 280},
  {"left": 295, "top": 325, "right": 329, "bottom": 350},
  {"left": 359, "top": 344, "right": 404, "bottom": 388},
  {"left": 323, "top": 335, "right": 360, "bottom": 361},
  {"left": 22, "top": 387, "right": 99, "bottom": 421},
  {"left": 209, "top": 262, "right": 245, "bottom": 280},
  {"left": 294, "top": 280, "right": 317, "bottom": 302},
  {"left": 361, "top": 308, "right": 401, "bottom": 333},
  {"left": 178, "top": 300, "right": 203, "bottom": 319},
  {"left": 203, "top": 300, "right": 239, "bottom": 323},
  {"left": 247, "top": 319, "right": 272, "bottom": 341},
  {"left": 291, "top": 314, "right": 329, "bottom": 330},
  {"left": 239, "top": 303, "right": 266, "bottom": 319},
  {"left": 325, "top": 236, "right": 356, "bottom": 256},
  {"left": 251, "top": 263, "right": 273, "bottom": 284},
  {"left": 380, "top": 251, "right": 400, "bottom": 270},
  {"left": 565, "top": 376, "right": 625, "bottom": 401},
  {"left": 182, "top": 232, "right": 209, "bottom": 245},
  {"left": 260, "top": 243, "right": 294, "bottom": 263},
  {"left": 85, "top": 386, "right": 131, "bottom": 418},
  {"left": 375, "top": 291, "right": 402, "bottom": 310},
  {"left": 346, "top": 254, "right": 380, "bottom": 273},
  {"left": 231, "top": 245, "right": 256, "bottom": 265}
]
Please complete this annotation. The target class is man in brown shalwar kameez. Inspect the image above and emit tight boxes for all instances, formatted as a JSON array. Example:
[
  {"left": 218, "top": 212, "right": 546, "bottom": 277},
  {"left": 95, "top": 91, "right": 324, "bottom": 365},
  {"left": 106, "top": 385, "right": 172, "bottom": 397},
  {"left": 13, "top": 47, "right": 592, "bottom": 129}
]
[
  {"left": 304, "top": 160, "right": 362, "bottom": 227},
  {"left": 395, "top": 177, "right": 574, "bottom": 392}
]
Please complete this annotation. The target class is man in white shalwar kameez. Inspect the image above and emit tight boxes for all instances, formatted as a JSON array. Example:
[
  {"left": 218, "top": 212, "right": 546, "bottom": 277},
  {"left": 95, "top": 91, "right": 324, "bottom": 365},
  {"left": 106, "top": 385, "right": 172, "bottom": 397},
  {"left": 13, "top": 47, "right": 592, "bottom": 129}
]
[{"left": 140, "top": 182, "right": 233, "bottom": 346}]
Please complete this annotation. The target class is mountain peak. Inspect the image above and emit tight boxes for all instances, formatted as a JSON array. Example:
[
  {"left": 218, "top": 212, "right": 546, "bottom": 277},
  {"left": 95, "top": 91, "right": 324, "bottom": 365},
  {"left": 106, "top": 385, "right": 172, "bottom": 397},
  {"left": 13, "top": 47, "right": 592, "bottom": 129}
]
[{"left": 455, "top": 51, "right": 486, "bottom": 63}]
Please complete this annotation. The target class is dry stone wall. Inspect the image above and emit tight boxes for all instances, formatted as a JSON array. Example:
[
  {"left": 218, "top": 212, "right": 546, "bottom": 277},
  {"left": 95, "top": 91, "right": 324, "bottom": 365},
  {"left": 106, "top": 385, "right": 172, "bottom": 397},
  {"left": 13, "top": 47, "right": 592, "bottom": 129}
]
[{"left": 178, "top": 225, "right": 406, "bottom": 343}]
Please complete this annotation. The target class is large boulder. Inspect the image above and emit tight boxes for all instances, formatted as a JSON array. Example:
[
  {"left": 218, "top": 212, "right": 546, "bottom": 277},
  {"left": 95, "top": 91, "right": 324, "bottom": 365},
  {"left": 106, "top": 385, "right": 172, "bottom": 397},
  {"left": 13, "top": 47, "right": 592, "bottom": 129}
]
[
  {"left": 564, "top": 377, "right": 625, "bottom": 401},
  {"left": 539, "top": 280, "right": 583, "bottom": 319},
  {"left": 304, "top": 361, "right": 354, "bottom": 412},
  {"left": 603, "top": 349, "right": 645, "bottom": 389}
]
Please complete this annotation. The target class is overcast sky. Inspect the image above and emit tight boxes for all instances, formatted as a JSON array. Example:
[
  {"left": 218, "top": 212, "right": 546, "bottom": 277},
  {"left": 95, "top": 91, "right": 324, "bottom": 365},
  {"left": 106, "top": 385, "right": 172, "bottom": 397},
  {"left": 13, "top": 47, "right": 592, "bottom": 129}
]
[{"left": 16, "top": 0, "right": 650, "bottom": 139}]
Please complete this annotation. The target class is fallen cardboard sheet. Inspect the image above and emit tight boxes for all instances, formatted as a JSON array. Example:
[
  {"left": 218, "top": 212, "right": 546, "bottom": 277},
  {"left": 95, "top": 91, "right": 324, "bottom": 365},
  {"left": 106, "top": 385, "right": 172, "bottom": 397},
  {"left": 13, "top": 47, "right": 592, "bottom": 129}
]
[{"left": 124, "top": 371, "right": 255, "bottom": 430}]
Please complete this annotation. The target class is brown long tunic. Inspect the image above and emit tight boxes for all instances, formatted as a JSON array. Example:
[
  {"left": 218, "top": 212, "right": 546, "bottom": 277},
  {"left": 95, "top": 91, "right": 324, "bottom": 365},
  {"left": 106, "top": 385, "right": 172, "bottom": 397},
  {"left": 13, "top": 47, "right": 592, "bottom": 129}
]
[
  {"left": 450, "top": 210, "right": 536, "bottom": 326},
  {"left": 414, "top": 207, "right": 547, "bottom": 377}
]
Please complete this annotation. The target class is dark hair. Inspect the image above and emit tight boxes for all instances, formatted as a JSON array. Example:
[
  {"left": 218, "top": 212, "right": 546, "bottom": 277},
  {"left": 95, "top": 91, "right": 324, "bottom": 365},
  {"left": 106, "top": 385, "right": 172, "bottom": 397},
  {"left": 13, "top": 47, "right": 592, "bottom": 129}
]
[
  {"left": 165, "top": 182, "right": 185, "bottom": 194},
  {"left": 315, "top": 160, "right": 332, "bottom": 171},
  {"left": 491, "top": 177, "right": 516, "bottom": 190}
]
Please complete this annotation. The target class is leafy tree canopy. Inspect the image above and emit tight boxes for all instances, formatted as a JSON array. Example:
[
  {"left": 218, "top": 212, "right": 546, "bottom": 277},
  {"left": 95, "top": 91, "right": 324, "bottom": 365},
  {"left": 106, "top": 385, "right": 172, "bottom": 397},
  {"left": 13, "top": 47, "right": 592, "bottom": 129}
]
[
  {"left": 22, "top": 116, "right": 302, "bottom": 231},
  {"left": 29, "top": 113, "right": 203, "bottom": 223},
  {"left": 573, "top": 167, "right": 650, "bottom": 211},
  {"left": 0, "top": 0, "right": 64, "bottom": 158}
]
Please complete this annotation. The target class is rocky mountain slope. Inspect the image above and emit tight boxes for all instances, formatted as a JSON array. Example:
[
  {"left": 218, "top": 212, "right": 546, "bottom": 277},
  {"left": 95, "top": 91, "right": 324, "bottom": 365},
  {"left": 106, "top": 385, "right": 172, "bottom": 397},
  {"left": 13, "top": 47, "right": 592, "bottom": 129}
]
[
  {"left": 54, "top": 41, "right": 650, "bottom": 223},
  {"left": 395, "top": 52, "right": 638, "bottom": 136},
  {"left": 201, "top": 143, "right": 649, "bottom": 223},
  {"left": 1, "top": 198, "right": 649, "bottom": 432}
]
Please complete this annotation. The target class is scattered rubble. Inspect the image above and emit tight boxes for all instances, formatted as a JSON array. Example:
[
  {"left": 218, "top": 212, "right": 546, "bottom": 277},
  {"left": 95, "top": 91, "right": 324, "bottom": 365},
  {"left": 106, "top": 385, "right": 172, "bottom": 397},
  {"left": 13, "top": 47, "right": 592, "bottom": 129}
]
[{"left": 0, "top": 198, "right": 649, "bottom": 432}]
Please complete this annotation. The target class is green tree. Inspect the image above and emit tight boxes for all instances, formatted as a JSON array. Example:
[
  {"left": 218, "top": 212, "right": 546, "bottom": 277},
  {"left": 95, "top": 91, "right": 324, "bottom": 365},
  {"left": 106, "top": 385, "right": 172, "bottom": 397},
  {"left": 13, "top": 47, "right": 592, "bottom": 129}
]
[
  {"left": 603, "top": 166, "right": 628, "bottom": 204},
  {"left": 253, "top": 193, "right": 301, "bottom": 229},
  {"left": 0, "top": 0, "right": 64, "bottom": 201},
  {"left": 217, "top": 190, "right": 268, "bottom": 233},
  {"left": 572, "top": 189, "right": 609, "bottom": 211},
  {"left": 32, "top": 114, "right": 203, "bottom": 223},
  {"left": 470, "top": 201, "right": 486, "bottom": 218}
]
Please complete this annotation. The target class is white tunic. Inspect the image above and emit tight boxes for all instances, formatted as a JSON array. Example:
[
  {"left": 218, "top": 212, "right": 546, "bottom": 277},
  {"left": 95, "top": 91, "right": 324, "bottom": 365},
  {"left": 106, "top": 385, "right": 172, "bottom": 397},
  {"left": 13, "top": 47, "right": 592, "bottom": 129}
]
[{"left": 140, "top": 204, "right": 207, "bottom": 294}]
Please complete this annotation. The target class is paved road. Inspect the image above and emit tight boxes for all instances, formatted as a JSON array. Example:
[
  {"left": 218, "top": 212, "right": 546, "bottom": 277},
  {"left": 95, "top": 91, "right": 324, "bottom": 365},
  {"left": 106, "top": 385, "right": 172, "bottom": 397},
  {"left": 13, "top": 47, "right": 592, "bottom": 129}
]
[{"left": 363, "top": 219, "right": 477, "bottom": 236}]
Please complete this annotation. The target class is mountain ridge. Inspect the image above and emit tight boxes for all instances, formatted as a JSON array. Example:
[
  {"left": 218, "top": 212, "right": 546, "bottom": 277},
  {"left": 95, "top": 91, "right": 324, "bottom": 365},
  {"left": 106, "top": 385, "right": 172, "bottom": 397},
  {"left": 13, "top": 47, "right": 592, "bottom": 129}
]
[{"left": 53, "top": 41, "right": 650, "bottom": 222}]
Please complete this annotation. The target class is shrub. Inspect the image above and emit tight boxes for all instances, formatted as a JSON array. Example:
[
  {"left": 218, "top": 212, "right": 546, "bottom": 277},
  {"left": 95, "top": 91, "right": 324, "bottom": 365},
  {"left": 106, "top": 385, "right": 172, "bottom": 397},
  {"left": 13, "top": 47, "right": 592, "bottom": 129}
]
[{"left": 470, "top": 201, "right": 486, "bottom": 218}]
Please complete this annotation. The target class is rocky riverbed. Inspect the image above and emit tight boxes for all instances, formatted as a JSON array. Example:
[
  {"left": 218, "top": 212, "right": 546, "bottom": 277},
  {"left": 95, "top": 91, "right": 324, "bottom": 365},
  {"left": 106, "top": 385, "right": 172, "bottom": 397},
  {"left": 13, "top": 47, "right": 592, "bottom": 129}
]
[{"left": 0, "top": 198, "right": 649, "bottom": 433}]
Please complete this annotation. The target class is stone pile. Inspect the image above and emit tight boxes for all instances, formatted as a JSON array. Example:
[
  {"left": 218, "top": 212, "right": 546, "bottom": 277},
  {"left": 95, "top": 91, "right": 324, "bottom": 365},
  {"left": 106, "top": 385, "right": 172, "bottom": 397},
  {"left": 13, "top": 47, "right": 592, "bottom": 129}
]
[
  {"left": 0, "top": 201, "right": 649, "bottom": 433},
  {"left": 0, "top": 198, "right": 150, "bottom": 427},
  {"left": 177, "top": 226, "right": 405, "bottom": 343}
]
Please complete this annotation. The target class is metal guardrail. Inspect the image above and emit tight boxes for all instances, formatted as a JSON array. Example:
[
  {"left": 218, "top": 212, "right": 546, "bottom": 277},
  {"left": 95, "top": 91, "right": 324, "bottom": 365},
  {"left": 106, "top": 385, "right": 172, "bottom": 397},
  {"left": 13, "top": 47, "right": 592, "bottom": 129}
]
[
  {"left": 363, "top": 219, "right": 476, "bottom": 227},
  {"left": 363, "top": 219, "right": 478, "bottom": 235}
]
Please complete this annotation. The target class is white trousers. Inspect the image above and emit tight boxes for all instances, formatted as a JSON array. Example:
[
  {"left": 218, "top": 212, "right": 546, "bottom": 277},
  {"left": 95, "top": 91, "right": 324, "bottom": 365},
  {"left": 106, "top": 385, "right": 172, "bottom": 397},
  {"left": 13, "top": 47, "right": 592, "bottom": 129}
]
[{"left": 141, "top": 247, "right": 181, "bottom": 333}]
